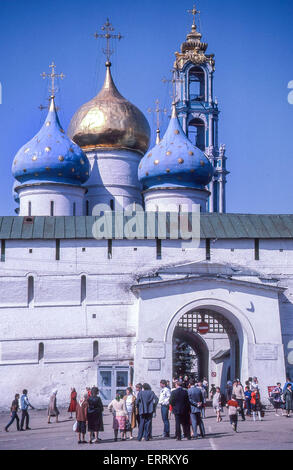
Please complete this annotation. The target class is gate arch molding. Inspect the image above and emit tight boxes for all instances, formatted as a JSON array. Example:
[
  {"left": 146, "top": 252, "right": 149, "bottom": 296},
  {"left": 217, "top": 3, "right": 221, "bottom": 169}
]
[
  {"left": 165, "top": 298, "right": 256, "bottom": 345},
  {"left": 165, "top": 298, "right": 256, "bottom": 382}
]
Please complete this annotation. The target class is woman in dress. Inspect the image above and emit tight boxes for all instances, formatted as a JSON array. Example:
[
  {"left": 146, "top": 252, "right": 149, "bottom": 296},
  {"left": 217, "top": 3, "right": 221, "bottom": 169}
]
[
  {"left": 87, "top": 387, "right": 104, "bottom": 443},
  {"left": 108, "top": 393, "right": 128, "bottom": 441},
  {"left": 212, "top": 387, "right": 222, "bottom": 422},
  {"left": 123, "top": 387, "right": 136, "bottom": 439},
  {"left": 47, "top": 390, "right": 59, "bottom": 424},
  {"left": 68, "top": 387, "right": 77, "bottom": 419},
  {"left": 75, "top": 392, "right": 88, "bottom": 444},
  {"left": 271, "top": 382, "right": 283, "bottom": 416}
]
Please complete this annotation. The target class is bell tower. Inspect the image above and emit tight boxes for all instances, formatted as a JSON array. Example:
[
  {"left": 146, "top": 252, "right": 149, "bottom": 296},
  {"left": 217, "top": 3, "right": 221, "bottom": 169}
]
[{"left": 173, "top": 6, "right": 229, "bottom": 213}]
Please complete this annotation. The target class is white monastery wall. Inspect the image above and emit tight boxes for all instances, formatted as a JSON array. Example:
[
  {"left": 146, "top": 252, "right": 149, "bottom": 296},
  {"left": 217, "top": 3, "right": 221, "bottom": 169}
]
[{"left": 0, "top": 237, "right": 293, "bottom": 408}]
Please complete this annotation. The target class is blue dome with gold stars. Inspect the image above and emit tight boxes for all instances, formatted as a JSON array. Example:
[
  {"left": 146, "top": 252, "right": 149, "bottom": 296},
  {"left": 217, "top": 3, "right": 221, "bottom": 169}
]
[
  {"left": 12, "top": 97, "right": 90, "bottom": 186},
  {"left": 138, "top": 104, "right": 213, "bottom": 190}
]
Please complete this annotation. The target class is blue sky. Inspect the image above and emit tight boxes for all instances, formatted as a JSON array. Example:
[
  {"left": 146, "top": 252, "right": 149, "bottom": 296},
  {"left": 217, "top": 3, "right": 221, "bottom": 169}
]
[{"left": 0, "top": 0, "right": 293, "bottom": 215}]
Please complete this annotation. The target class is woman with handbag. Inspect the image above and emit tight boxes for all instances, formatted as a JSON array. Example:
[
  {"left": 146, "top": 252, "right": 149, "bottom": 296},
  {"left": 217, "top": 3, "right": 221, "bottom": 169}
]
[
  {"left": 108, "top": 393, "right": 128, "bottom": 441},
  {"left": 123, "top": 387, "right": 136, "bottom": 439},
  {"left": 75, "top": 392, "right": 88, "bottom": 444}
]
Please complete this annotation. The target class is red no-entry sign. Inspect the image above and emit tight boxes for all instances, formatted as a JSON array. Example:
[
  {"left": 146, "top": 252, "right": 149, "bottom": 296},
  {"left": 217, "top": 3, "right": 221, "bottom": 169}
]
[{"left": 197, "top": 322, "right": 209, "bottom": 335}]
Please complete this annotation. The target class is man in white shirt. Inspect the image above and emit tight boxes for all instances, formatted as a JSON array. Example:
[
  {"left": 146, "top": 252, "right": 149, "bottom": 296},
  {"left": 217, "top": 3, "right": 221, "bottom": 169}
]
[{"left": 159, "top": 380, "right": 171, "bottom": 438}]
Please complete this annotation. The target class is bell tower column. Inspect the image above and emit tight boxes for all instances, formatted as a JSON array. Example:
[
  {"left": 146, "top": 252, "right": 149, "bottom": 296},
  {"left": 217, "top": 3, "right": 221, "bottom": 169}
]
[{"left": 173, "top": 7, "right": 229, "bottom": 213}]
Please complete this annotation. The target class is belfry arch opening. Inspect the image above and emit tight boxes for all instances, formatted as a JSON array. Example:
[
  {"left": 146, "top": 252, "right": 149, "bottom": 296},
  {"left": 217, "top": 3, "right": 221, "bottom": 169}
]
[
  {"left": 172, "top": 309, "right": 241, "bottom": 389},
  {"left": 188, "top": 66, "right": 205, "bottom": 101},
  {"left": 187, "top": 118, "right": 205, "bottom": 151}
]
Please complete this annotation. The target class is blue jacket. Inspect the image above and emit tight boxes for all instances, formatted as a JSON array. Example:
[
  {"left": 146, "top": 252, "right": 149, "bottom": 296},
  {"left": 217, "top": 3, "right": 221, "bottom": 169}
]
[
  {"left": 244, "top": 390, "right": 252, "bottom": 400},
  {"left": 20, "top": 394, "right": 32, "bottom": 411},
  {"left": 283, "top": 382, "right": 293, "bottom": 393},
  {"left": 188, "top": 386, "right": 204, "bottom": 413},
  {"left": 136, "top": 390, "right": 158, "bottom": 415},
  {"left": 170, "top": 387, "right": 191, "bottom": 415}
]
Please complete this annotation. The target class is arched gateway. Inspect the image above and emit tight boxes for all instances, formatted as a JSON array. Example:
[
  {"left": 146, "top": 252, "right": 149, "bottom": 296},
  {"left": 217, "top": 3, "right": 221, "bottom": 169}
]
[
  {"left": 133, "top": 268, "right": 286, "bottom": 403},
  {"left": 173, "top": 309, "right": 240, "bottom": 389},
  {"left": 165, "top": 298, "right": 251, "bottom": 390}
]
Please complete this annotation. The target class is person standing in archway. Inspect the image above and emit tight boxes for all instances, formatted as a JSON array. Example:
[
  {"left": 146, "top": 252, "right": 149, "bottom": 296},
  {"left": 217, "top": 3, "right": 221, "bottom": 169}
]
[
  {"left": 169, "top": 381, "right": 191, "bottom": 441},
  {"left": 232, "top": 380, "right": 245, "bottom": 421},
  {"left": 188, "top": 379, "right": 205, "bottom": 439},
  {"left": 212, "top": 387, "right": 223, "bottom": 422},
  {"left": 226, "top": 381, "right": 233, "bottom": 402},
  {"left": 197, "top": 381, "right": 207, "bottom": 418}
]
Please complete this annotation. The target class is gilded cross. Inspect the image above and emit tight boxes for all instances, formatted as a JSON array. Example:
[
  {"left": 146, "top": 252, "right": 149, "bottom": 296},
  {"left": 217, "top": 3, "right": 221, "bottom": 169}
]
[
  {"left": 41, "top": 62, "right": 65, "bottom": 98},
  {"left": 162, "top": 71, "right": 183, "bottom": 102},
  {"left": 187, "top": 5, "right": 200, "bottom": 26},
  {"left": 148, "top": 99, "right": 167, "bottom": 131},
  {"left": 94, "top": 18, "right": 123, "bottom": 63}
]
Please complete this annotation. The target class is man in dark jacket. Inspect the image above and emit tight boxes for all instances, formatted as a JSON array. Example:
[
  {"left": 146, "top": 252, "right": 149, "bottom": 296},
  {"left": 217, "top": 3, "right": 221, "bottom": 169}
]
[
  {"left": 136, "top": 383, "right": 158, "bottom": 441},
  {"left": 169, "top": 381, "right": 191, "bottom": 440},
  {"left": 5, "top": 393, "right": 20, "bottom": 432},
  {"left": 188, "top": 379, "right": 205, "bottom": 438}
]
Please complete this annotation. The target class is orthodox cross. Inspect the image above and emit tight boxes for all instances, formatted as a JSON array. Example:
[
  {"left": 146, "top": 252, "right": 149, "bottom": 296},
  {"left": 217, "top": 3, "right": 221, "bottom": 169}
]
[
  {"left": 148, "top": 99, "right": 167, "bottom": 131},
  {"left": 187, "top": 4, "right": 200, "bottom": 27},
  {"left": 41, "top": 62, "right": 65, "bottom": 98},
  {"left": 162, "top": 71, "right": 183, "bottom": 103},
  {"left": 148, "top": 99, "right": 167, "bottom": 144},
  {"left": 39, "top": 62, "right": 64, "bottom": 111},
  {"left": 94, "top": 18, "right": 123, "bottom": 63}
]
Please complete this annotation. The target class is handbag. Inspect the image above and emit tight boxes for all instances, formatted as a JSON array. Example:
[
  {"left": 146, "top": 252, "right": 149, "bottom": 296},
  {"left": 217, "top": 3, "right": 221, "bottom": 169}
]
[
  {"left": 125, "top": 419, "right": 131, "bottom": 432},
  {"left": 72, "top": 421, "right": 77, "bottom": 432}
]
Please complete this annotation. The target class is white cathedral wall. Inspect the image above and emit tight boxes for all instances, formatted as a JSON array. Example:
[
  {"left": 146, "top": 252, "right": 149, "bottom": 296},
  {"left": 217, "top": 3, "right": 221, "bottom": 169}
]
[
  {"left": 143, "top": 187, "right": 210, "bottom": 213},
  {"left": 17, "top": 184, "right": 86, "bottom": 216},
  {"left": 84, "top": 149, "right": 143, "bottom": 212},
  {"left": 0, "top": 236, "right": 293, "bottom": 408}
]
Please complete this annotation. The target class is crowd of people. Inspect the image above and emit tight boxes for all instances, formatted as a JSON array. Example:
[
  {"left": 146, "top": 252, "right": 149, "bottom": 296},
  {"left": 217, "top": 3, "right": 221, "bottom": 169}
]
[{"left": 3, "top": 376, "right": 293, "bottom": 442}]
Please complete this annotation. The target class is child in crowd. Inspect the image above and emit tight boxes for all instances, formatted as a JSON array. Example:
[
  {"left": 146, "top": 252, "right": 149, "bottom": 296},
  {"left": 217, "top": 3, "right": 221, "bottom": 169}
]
[{"left": 226, "top": 394, "right": 239, "bottom": 432}]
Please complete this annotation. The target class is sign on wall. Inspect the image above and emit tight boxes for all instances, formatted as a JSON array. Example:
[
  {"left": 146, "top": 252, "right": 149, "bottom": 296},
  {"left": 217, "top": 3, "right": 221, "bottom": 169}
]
[{"left": 197, "top": 322, "right": 209, "bottom": 335}]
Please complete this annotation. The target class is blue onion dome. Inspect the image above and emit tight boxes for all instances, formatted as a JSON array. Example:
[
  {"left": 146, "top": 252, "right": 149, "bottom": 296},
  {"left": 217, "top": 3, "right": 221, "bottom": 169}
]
[
  {"left": 13, "top": 180, "right": 20, "bottom": 203},
  {"left": 138, "top": 103, "right": 214, "bottom": 190},
  {"left": 12, "top": 96, "right": 90, "bottom": 186}
]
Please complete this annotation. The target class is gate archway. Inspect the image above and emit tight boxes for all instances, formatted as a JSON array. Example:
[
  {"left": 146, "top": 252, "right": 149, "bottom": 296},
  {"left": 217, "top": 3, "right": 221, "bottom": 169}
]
[{"left": 172, "top": 308, "right": 241, "bottom": 388}]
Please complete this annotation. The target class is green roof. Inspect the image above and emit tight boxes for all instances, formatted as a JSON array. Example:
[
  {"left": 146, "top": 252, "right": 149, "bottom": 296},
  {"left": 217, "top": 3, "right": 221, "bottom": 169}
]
[{"left": 0, "top": 214, "right": 293, "bottom": 239}]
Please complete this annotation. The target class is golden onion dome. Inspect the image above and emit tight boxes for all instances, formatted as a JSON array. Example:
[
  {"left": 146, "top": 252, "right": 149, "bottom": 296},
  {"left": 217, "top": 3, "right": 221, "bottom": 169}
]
[{"left": 68, "top": 62, "right": 150, "bottom": 155}]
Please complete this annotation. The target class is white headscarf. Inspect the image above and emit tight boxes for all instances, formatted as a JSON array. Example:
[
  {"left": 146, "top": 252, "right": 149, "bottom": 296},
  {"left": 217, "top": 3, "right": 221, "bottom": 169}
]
[{"left": 79, "top": 392, "right": 88, "bottom": 406}]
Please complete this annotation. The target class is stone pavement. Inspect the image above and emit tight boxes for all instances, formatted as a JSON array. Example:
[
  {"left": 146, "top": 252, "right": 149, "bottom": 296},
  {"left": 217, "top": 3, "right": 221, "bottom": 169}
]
[{"left": 0, "top": 406, "right": 292, "bottom": 450}]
